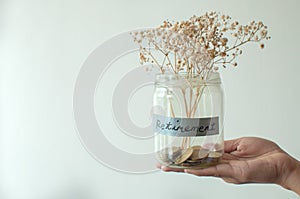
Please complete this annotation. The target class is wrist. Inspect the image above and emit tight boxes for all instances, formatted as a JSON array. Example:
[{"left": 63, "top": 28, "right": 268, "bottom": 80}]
[{"left": 279, "top": 155, "right": 300, "bottom": 195}]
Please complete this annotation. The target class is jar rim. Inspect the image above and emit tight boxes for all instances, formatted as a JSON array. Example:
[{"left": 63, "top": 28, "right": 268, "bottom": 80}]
[{"left": 155, "top": 72, "right": 222, "bottom": 85}]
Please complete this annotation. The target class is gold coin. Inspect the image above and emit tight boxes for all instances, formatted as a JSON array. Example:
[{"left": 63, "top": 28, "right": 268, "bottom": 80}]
[
  {"left": 175, "top": 148, "right": 193, "bottom": 164},
  {"left": 208, "top": 152, "right": 222, "bottom": 158},
  {"left": 191, "top": 145, "right": 201, "bottom": 150},
  {"left": 180, "top": 162, "right": 192, "bottom": 167},
  {"left": 186, "top": 159, "right": 203, "bottom": 163},
  {"left": 190, "top": 148, "right": 209, "bottom": 160}
]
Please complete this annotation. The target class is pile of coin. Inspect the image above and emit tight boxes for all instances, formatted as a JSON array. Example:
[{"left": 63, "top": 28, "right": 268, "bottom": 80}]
[{"left": 157, "top": 145, "right": 222, "bottom": 168}]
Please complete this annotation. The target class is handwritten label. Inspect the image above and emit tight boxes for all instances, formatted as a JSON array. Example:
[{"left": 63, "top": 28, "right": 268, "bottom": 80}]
[{"left": 153, "top": 114, "right": 219, "bottom": 137}]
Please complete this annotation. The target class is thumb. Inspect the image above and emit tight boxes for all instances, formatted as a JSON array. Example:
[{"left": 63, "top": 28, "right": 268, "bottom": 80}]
[{"left": 224, "top": 138, "right": 240, "bottom": 153}]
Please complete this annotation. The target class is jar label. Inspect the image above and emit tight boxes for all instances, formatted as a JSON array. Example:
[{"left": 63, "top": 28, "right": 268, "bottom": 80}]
[{"left": 153, "top": 114, "right": 219, "bottom": 137}]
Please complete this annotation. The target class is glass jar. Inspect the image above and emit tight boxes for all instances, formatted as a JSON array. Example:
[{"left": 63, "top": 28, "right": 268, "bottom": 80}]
[{"left": 153, "top": 72, "right": 224, "bottom": 169}]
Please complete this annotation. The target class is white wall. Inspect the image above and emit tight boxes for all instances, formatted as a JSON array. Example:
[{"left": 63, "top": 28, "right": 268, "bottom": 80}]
[{"left": 1, "top": 0, "right": 300, "bottom": 198}]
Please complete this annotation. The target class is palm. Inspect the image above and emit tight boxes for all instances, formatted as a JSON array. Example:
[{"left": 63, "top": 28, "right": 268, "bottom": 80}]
[
  {"left": 160, "top": 137, "right": 290, "bottom": 185},
  {"left": 220, "top": 148, "right": 286, "bottom": 184}
]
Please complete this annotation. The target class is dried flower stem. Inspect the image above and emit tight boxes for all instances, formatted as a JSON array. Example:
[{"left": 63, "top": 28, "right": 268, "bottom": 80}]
[
  {"left": 169, "top": 99, "right": 176, "bottom": 118},
  {"left": 181, "top": 88, "right": 189, "bottom": 117}
]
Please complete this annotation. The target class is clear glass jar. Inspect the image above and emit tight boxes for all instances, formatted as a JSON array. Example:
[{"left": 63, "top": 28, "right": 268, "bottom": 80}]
[{"left": 153, "top": 72, "right": 224, "bottom": 169}]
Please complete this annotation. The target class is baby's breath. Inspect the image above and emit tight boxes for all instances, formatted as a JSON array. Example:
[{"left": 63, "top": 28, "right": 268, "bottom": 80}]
[{"left": 131, "top": 11, "right": 270, "bottom": 79}]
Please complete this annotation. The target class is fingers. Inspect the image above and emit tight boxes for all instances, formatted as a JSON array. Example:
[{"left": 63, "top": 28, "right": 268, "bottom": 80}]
[
  {"left": 184, "top": 165, "right": 241, "bottom": 185},
  {"left": 222, "top": 177, "right": 239, "bottom": 184},
  {"left": 156, "top": 163, "right": 185, "bottom": 172},
  {"left": 224, "top": 138, "right": 249, "bottom": 158},
  {"left": 225, "top": 137, "right": 279, "bottom": 157},
  {"left": 184, "top": 163, "right": 235, "bottom": 178},
  {"left": 224, "top": 138, "right": 240, "bottom": 153},
  {"left": 222, "top": 153, "right": 240, "bottom": 161},
  {"left": 156, "top": 163, "right": 162, "bottom": 169},
  {"left": 161, "top": 166, "right": 185, "bottom": 172}
]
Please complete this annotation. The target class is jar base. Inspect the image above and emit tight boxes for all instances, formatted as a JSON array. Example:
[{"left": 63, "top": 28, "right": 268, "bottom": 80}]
[
  {"left": 162, "top": 157, "right": 222, "bottom": 169},
  {"left": 157, "top": 147, "right": 223, "bottom": 169}
]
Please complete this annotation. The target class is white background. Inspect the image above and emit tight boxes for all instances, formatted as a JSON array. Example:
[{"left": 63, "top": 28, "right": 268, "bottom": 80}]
[{"left": 1, "top": 0, "right": 300, "bottom": 198}]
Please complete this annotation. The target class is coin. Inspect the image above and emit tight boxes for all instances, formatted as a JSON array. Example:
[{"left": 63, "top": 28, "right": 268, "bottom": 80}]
[
  {"left": 208, "top": 151, "right": 222, "bottom": 158},
  {"left": 175, "top": 148, "right": 193, "bottom": 164},
  {"left": 190, "top": 148, "right": 209, "bottom": 160},
  {"left": 186, "top": 159, "right": 203, "bottom": 163},
  {"left": 180, "top": 162, "right": 193, "bottom": 167},
  {"left": 205, "top": 151, "right": 222, "bottom": 164},
  {"left": 191, "top": 145, "right": 201, "bottom": 150}
]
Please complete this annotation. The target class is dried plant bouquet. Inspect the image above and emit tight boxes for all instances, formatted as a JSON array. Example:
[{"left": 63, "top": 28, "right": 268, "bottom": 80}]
[{"left": 132, "top": 11, "right": 270, "bottom": 77}]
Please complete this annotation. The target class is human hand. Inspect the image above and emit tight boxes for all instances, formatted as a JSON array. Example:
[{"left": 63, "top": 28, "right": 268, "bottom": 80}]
[{"left": 157, "top": 137, "right": 300, "bottom": 195}]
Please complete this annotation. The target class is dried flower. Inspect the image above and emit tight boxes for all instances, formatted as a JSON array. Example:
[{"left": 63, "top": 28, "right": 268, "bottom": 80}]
[{"left": 131, "top": 11, "right": 270, "bottom": 79}]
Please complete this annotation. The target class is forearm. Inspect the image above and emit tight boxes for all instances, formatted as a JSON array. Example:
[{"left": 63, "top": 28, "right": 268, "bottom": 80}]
[{"left": 279, "top": 156, "right": 300, "bottom": 195}]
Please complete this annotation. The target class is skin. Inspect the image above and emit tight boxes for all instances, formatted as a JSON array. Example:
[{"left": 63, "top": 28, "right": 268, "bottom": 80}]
[{"left": 157, "top": 137, "right": 300, "bottom": 195}]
